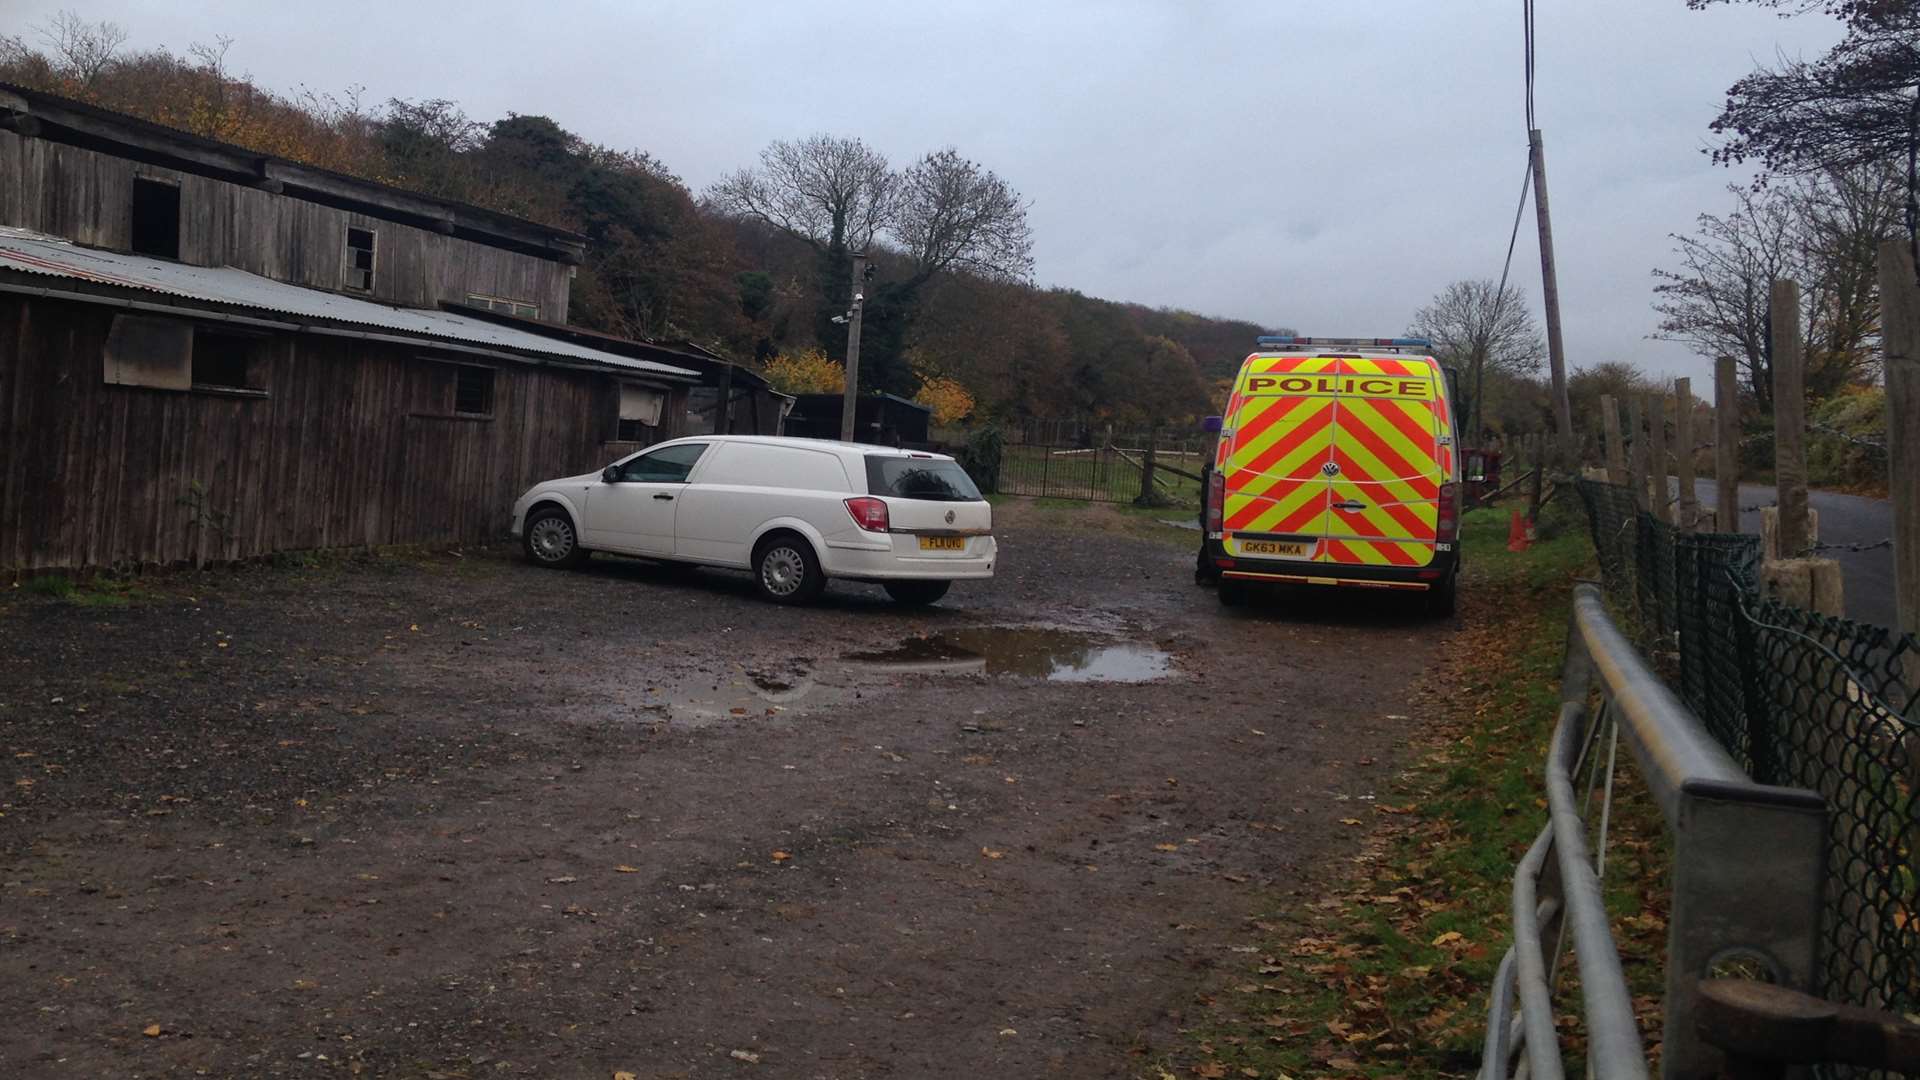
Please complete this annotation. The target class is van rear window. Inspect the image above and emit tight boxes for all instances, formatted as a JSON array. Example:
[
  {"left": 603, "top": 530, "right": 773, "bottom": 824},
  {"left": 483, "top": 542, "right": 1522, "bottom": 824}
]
[{"left": 865, "top": 456, "right": 982, "bottom": 502}]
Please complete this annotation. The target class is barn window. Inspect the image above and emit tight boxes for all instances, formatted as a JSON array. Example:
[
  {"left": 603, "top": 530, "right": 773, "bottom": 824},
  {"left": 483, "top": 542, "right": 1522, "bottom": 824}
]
[
  {"left": 191, "top": 330, "right": 265, "bottom": 392},
  {"left": 616, "top": 383, "right": 664, "bottom": 442},
  {"left": 454, "top": 366, "right": 495, "bottom": 417},
  {"left": 343, "top": 227, "right": 376, "bottom": 291},
  {"left": 466, "top": 292, "right": 541, "bottom": 319},
  {"left": 131, "top": 177, "right": 180, "bottom": 259}
]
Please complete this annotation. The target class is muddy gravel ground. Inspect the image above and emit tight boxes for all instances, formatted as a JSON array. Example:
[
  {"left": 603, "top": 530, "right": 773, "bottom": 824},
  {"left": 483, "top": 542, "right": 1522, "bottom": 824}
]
[{"left": 0, "top": 504, "right": 1450, "bottom": 1079}]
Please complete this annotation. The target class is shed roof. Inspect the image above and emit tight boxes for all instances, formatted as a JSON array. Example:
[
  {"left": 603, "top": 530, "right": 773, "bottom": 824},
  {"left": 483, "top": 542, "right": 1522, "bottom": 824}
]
[
  {"left": 0, "top": 82, "right": 585, "bottom": 264},
  {"left": 0, "top": 229, "right": 697, "bottom": 381}
]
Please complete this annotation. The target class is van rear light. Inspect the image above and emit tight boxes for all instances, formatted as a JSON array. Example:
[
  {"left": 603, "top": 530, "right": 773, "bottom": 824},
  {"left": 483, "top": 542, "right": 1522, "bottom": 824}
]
[
  {"left": 844, "top": 496, "right": 891, "bottom": 532},
  {"left": 1206, "top": 471, "right": 1225, "bottom": 531},
  {"left": 1436, "top": 483, "right": 1459, "bottom": 541}
]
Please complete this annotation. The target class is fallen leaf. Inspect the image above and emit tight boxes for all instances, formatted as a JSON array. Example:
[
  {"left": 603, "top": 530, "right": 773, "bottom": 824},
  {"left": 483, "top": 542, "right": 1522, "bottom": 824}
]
[
  {"left": 1154, "top": 842, "right": 1180, "bottom": 852},
  {"left": 142, "top": 1023, "right": 162, "bottom": 1037},
  {"left": 729, "top": 1049, "right": 760, "bottom": 1063},
  {"left": 770, "top": 851, "right": 790, "bottom": 863},
  {"left": 547, "top": 875, "right": 578, "bottom": 884},
  {"left": 1431, "top": 930, "right": 1464, "bottom": 947},
  {"left": 998, "top": 1028, "right": 1018, "bottom": 1037},
  {"left": 1194, "top": 1063, "right": 1228, "bottom": 1078},
  {"left": 614, "top": 865, "right": 640, "bottom": 874},
  {"left": 1339, "top": 818, "right": 1363, "bottom": 826},
  {"left": 981, "top": 847, "right": 1005, "bottom": 859},
  {"left": 614, "top": 1072, "right": 638, "bottom": 1080}
]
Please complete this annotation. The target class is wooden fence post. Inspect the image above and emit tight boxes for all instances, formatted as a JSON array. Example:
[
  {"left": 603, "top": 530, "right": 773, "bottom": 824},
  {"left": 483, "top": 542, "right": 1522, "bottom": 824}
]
[
  {"left": 1627, "top": 397, "right": 1649, "bottom": 513},
  {"left": 1675, "top": 377, "right": 1697, "bottom": 532},
  {"left": 1772, "top": 279, "right": 1810, "bottom": 558},
  {"left": 1601, "top": 393, "right": 1626, "bottom": 485},
  {"left": 1879, "top": 240, "right": 1920, "bottom": 652},
  {"left": 1647, "top": 391, "right": 1671, "bottom": 524},
  {"left": 1715, "top": 355, "right": 1740, "bottom": 534}
]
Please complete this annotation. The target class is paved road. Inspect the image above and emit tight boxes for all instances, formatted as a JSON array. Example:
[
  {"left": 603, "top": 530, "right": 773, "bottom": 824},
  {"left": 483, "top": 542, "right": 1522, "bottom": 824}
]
[{"left": 1693, "top": 479, "right": 1896, "bottom": 628}]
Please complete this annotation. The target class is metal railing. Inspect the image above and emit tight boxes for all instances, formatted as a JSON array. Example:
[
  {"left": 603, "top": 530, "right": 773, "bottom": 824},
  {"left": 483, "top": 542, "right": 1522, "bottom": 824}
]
[{"left": 1482, "top": 584, "right": 1829, "bottom": 1080}]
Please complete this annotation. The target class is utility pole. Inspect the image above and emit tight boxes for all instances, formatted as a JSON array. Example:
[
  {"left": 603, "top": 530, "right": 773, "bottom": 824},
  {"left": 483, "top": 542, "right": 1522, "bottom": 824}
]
[
  {"left": 838, "top": 252, "right": 868, "bottom": 444},
  {"left": 1771, "top": 279, "right": 1809, "bottom": 558},
  {"left": 1530, "top": 129, "right": 1575, "bottom": 464}
]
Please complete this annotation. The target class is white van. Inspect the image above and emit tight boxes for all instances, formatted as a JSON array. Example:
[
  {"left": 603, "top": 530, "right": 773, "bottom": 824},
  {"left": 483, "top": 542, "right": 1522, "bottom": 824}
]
[{"left": 509, "top": 436, "right": 996, "bottom": 605}]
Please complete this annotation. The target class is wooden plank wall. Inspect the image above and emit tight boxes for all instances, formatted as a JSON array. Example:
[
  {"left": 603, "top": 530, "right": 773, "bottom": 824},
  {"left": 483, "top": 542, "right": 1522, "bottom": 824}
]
[
  {"left": 0, "top": 293, "right": 644, "bottom": 571},
  {"left": 0, "top": 131, "right": 571, "bottom": 320}
]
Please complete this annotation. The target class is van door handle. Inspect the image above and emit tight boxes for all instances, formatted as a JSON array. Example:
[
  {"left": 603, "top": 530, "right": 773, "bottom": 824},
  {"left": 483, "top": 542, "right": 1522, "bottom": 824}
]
[
  {"left": 653, "top": 493, "right": 674, "bottom": 501},
  {"left": 1333, "top": 500, "right": 1366, "bottom": 512}
]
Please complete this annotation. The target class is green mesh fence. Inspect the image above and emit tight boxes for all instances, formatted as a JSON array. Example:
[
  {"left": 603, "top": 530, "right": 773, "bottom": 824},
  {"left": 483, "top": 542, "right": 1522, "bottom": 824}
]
[{"left": 1575, "top": 479, "right": 1919, "bottom": 1034}]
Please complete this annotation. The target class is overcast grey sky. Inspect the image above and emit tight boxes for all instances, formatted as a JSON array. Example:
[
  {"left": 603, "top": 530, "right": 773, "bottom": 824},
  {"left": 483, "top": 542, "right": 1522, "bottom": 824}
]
[{"left": 12, "top": 1, "right": 1844, "bottom": 386}]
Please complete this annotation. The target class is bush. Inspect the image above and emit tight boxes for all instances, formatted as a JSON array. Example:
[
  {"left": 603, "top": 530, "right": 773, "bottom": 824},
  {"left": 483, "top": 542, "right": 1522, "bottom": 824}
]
[
  {"left": 954, "top": 424, "right": 1004, "bottom": 493},
  {"left": 1807, "top": 387, "right": 1886, "bottom": 490}
]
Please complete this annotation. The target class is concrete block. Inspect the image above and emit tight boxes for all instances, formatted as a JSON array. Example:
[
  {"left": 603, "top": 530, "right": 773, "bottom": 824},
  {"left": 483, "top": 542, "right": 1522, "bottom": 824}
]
[
  {"left": 1760, "top": 506, "right": 1820, "bottom": 561},
  {"left": 1761, "top": 556, "right": 1845, "bottom": 615}
]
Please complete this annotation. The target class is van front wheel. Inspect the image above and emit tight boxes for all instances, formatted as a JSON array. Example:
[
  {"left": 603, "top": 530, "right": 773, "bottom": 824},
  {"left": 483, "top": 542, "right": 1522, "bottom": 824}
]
[
  {"left": 753, "top": 533, "right": 826, "bottom": 605},
  {"left": 883, "top": 580, "right": 951, "bottom": 606}
]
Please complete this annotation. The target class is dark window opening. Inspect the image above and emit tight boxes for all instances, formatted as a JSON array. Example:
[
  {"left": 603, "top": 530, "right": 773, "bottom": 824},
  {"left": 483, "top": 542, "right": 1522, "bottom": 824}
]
[
  {"left": 344, "top": 227, "right": 376, "bottom": 291},
  {"left": 192, "top": 331, "right": 259, "bottom": 391},
  {"left": 616, "top": 418, "right": 651, "bottom": 442},
  {"left": 454, "top": 366, "right": 494, "bottom": 416},
  {"left": 131, "top": 178, "right": 180, "bottom": 259}
]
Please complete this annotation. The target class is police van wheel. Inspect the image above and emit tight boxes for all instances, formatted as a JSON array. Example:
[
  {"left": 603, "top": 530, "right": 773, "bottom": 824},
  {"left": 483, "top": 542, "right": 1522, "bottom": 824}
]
[
  {"left": 1217, "top": 580, "right": 1248, "bottom": 608},
  {"left": 1426, "top": 572, "right": 1458, "bottom": 618}
]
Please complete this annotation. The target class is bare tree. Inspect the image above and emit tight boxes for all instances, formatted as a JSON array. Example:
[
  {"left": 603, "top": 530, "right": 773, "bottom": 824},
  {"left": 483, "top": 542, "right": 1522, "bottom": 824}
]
[
  {"left": 1652, "top": 183, "right": 1801, "bottom": 410},
  {"left": 705, "top": 134, "right": 894, "bottom": 254},
  {"left": 1407, "top": 279, "right": 1545, "bottom": 439},
  {"left": 35, "top": 10, "right": 127, "bottom": 87},
  {"left": 892, "top": 148, "right": 1034, "bottom": 284},
  {"left": 1652, "top": 172, "right": 1898, "bottom": 408}
]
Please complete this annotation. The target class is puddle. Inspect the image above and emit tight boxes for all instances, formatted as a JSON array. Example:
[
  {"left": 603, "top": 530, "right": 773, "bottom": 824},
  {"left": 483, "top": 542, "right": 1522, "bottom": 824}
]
[{"left": 841, "top": 627, "right": 1172, "bottom": 683}]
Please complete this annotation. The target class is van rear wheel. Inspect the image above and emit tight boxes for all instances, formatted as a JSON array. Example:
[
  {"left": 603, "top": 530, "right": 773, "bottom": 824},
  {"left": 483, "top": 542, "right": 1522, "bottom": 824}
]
[
  {"left": 1426, "top": 571, "right": 1458, "bottom": 618},
  {"left": 883, "top": 580, "right": 951, "bottom": 606},
  {"left": 1217, "top": 579, "right": 1248, "bottom": 608}
]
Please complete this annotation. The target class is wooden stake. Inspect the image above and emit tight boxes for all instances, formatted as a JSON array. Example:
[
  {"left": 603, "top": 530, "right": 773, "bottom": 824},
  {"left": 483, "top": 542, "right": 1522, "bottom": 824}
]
[
  {"left": 1626, "top": 397, "right": 1649, "bottom": 513},
  {"left": 1675, "top": 377, "right": 1697, "bottom": 532},
  {"left": 1600, "top": 393, "right": 1626, "bottom": 485},
  {"left": 1646, "top": 391, "right": 1671, "bottom": 524},
  {"left": 1878, "top": 240, "right": 1920, "bottom": 645},
  {"left": 1771, "top": 279, "right": 1809, "bottom": 557},
  {"left": 1715, "top": 355, "right": 1740, "bottom": 534}
]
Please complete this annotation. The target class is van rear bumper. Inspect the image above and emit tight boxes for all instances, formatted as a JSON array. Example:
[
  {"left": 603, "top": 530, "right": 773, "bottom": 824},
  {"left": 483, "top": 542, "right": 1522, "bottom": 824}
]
[{"left": 1206, "top": 542, "right": 1458, "bottom": 590}]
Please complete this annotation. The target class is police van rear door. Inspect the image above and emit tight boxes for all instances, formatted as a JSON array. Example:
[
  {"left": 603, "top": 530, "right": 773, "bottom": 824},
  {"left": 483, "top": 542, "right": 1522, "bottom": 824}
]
[
  {"left": 1219, "top": 354, "right": 1338, "bottom": 561},
  {"left": 1322, "top": 356, "right": 1442, "bottom": 568}
]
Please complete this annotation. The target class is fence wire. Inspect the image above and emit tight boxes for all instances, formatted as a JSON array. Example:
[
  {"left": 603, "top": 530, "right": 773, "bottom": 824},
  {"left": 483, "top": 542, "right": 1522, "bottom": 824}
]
[{"left": 1574, "top": 479, "right": 1920, "bottom": 1052}]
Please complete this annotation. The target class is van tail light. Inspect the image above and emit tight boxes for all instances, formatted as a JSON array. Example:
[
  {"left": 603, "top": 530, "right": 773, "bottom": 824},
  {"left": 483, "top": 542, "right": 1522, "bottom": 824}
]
[
  {"left": 1436, "top": 483, "right": 1460, "bottom": 541},
  {"left": 844, "top": 496, "right": 891, "bottom": 533},
  {"left": 1206, "top": 471, "right": 1225, "bottom": 531}
]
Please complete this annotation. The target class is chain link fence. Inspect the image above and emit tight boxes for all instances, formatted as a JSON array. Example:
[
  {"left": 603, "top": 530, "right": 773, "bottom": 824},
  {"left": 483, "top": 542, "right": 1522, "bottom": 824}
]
[{"left": 1575, "top": 478, "right": 1919, "bottom": 1050}]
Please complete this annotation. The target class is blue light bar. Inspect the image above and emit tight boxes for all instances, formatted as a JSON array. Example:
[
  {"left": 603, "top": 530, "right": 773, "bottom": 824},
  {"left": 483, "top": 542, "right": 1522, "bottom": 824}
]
[{"left": 1253, "top": 335, "right": 1432, "bottom": 349}]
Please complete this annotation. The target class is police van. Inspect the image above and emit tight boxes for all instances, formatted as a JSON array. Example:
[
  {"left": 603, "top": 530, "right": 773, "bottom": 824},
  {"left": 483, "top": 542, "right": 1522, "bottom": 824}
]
[{"left": 1203, "top": 336, "right": 1463, "bottom": 615}]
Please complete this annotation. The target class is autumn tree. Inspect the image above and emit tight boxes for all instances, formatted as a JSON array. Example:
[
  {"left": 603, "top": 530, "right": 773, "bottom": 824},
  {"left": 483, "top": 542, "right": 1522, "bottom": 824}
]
[
  {"left": 32, "top": 10, "right": 127, "bottom": 88},
  {"left": 1691, "top": 0, "right": 1920, "bottom": 258},
  {"left": 1406, "top": 279, "right": 1544, "bottom": 440},
  {"left": 762, "top": 348, "right": 845, "bottom": 395}
]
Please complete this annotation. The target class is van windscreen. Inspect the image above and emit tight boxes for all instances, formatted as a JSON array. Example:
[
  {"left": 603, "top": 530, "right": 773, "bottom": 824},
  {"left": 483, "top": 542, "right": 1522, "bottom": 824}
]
[{"left": 865, "top": 456, "right": 982, "bottom": 502}]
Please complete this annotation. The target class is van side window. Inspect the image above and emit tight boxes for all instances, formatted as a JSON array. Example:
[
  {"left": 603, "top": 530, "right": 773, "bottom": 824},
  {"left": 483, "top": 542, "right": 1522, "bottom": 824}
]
[{"left": 616, "top": 442, "right": 707, "bottom": 483}]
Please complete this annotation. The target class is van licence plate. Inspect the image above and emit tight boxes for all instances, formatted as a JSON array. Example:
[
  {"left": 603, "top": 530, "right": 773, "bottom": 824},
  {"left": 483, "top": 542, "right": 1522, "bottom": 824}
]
[
  {"left": 1239, "top": 539, "right": 1310, "bottom": 558},
  {"left": 918, "top": 536, "right": 966, "bottom": 551}
]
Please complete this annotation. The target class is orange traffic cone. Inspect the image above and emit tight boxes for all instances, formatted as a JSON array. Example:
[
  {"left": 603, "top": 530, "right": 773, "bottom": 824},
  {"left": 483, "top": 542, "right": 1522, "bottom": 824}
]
[{"left": 1507, "top": 509, "right": 1531, "bottom": 552}]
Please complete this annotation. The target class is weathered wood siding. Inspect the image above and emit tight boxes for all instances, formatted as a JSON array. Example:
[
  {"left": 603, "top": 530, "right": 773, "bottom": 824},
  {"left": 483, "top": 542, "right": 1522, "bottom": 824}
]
[
  {"left": 0, "top": 293, "right": 672, "bottom": 571},
  {"left": 0, "top": 131, "right": 571, "bottom": 320}
]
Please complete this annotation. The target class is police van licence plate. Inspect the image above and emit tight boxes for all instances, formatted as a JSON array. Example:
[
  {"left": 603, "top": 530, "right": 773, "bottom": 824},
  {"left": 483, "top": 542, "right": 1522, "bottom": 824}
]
[
  {"left": 1239, "top": 539, "right": 1310, "bottom": 558},
  {"left": 918, "top": 536, "right": 966, "bottom": 551}
]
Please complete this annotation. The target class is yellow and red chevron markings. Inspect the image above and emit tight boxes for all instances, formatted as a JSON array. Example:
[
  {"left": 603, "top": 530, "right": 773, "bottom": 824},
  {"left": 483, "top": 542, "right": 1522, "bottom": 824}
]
[{"left": 1219, "top": 354, "right": 1448, "bottom": 568}]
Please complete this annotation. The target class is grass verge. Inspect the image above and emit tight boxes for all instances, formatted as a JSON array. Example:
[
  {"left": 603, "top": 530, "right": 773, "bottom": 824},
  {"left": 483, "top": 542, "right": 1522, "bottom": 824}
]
[{"left": 1150, "top": 496, "right": 1671, "bottom": 1079}]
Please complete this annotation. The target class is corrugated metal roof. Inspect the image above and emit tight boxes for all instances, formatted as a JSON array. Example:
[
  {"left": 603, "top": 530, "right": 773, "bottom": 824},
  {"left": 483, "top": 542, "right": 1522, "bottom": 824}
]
[{"left": 0, "top": 229, "right": 696, "bottom": 380}]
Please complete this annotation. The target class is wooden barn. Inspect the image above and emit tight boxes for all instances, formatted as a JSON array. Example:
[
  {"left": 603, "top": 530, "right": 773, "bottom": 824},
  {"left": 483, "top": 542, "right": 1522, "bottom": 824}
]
[{"left": 0, "top": 83, "right": 763, "bottom": 571}]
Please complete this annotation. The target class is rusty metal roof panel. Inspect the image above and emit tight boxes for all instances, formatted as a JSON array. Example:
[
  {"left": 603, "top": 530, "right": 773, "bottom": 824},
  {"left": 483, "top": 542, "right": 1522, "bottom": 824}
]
[{"left": 0, "top": 229, "right": 696, "bottom": 379}]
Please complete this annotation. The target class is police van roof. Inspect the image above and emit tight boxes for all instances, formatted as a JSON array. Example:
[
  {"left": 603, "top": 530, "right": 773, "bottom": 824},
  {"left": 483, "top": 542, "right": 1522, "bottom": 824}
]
[{"left": 1254, "top": 336, "right": 1432, "bottom": 354}]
